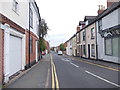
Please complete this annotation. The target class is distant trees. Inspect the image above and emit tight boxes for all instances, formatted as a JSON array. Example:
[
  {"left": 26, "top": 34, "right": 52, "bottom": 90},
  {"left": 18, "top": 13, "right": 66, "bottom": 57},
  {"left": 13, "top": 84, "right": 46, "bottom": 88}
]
[{"left": 60, "top": 44, "right": 65, "bottom": 51}]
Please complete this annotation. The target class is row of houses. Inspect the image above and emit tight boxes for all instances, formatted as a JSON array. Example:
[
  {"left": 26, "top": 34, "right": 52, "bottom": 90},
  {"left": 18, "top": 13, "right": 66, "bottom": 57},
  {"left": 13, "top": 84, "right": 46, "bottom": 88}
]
[
  {"left": 0, "top": 0, "right": 42, "bottom": 87},
  {"left": 63, "top": 0, "right": 120, "bottom": 64}
]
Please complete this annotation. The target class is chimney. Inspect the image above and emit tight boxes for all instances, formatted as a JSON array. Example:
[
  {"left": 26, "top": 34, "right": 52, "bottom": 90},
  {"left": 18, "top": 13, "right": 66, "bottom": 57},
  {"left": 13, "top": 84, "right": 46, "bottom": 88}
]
[
  {"left": 76, "top": 26, "right": 80, "bottom": 32},
  {"left": 107, "top": 0, "right": 118, "bottom": 8},
  {"left": 98, "top": 5, "right": 105, "bottom": 14}
]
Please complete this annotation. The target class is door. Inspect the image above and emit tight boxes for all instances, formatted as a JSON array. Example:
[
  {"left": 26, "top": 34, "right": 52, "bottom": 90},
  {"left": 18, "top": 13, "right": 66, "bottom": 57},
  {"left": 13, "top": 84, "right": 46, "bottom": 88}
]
[
  {"left": 9, "top": 35, "right": 22, "bottom": 76},
  {"left": 36, "top": 41, "right": 38, "bottom": 62},
  {"left": 88, "top": 44, "right": 90, "bottom": 58}
]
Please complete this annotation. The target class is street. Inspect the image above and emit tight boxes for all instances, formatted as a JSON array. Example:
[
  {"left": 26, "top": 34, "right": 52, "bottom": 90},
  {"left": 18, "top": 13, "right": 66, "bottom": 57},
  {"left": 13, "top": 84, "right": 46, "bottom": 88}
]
[{"left": 5, "top": 52, "right": 120, "bottom": 89}]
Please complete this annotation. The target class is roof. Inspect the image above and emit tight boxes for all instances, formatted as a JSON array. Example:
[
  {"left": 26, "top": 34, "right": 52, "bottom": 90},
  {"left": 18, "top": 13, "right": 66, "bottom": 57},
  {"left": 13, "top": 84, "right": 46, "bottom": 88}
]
[
  {"left": 76, "top": 1, "right": 120, "bottom": 34},
  {"left": 84, "top": 16, "right": 96, "bottom": 21},
  {"left": 79, "top": 21, "right": 85, "bottom": 26}
]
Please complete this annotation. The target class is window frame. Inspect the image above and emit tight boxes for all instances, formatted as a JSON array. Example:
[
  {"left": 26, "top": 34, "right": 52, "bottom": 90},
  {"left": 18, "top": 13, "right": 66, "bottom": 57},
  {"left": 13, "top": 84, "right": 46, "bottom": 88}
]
[
  {"left": 30, "top": 36, "right": 33, "bottom": 54},
  {"left": 91, "top": 27, "right": 95, "bottom": 39},
  {"left": 83, "top": 31, "right": 86, "bottom": 41},
  {"left": 104, "top": 38, "right": 113, "bottom": 56},
  {"left": 30, "top": 7, "right": 33, "bottom": 28},
  {"left": 12, "top": 0, "right": 19, "bottom": 14},
  {"left": 91, "top": 44, "right": 95, "bottom": 57}
]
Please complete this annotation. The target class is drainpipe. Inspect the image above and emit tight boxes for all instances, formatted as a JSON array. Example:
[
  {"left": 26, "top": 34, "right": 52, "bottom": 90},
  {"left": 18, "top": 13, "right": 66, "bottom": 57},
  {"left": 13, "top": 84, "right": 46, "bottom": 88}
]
[{"left": 28, "top": 1, "right": 31, "bottom": 68}]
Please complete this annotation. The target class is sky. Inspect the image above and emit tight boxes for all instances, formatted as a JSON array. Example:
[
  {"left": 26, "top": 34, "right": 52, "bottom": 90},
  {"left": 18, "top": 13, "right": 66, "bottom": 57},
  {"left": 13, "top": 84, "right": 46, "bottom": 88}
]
[{"left": 36, "top": 0, "right": 107, "bottom": 47}]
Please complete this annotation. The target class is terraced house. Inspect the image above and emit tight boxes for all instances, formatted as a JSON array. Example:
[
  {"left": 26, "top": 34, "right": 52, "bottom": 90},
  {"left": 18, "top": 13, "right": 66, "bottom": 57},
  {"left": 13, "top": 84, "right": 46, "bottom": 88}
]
[
  {"left": 66, "top": 0, "right": 120, "bottom": 64},
  {"left": 96, "top": 0, "right": 120, "bottom": 63},
  {"left": 0, "top": 0, "right": 41, "bottom": 84}
]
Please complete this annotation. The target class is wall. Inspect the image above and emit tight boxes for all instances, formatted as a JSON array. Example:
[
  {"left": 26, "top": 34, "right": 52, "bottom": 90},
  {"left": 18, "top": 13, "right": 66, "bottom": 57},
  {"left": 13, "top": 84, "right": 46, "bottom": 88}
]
[
  {"left": 97, "top": 8, "right": 120, "bottom": 63},
  {"left": 86, "top": 23, "right": 97, "bottom": 59},
  {"left": 102, "top": 8, "right": 119, "bottom": 30},
  {"left": 0, "top": 0, "right": 28, "bottom": 30},
  {"left": 80, "top": 29, "right": 86, "bottom": 57},
  {"left": 25, "top": 30, "right": 38, "bottom": 67}
]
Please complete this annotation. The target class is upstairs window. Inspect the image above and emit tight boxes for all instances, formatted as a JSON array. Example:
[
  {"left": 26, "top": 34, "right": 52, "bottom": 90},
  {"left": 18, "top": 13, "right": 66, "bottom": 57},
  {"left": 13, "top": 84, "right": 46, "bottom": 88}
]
[
  {"left": 12, "top": 0, "right": 19, "bottom": 13},
  {"left": 30, "top": 8, "right": 33, "bottom": 28},
  {"left": 83, "top": 31, "right": 86, "bottom": 41},
  {"left": 91, "top": 27, "right": 95, "bottom": 39},
  {"left": 98, "top": 20, "right": 102, "bottom": 31}
]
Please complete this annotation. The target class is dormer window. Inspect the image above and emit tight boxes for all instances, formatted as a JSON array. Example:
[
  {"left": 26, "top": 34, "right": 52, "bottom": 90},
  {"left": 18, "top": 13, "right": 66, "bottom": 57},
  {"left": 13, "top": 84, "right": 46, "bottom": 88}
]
[{"left": 12, "top": 0, "right": 19, "bottom": 13}]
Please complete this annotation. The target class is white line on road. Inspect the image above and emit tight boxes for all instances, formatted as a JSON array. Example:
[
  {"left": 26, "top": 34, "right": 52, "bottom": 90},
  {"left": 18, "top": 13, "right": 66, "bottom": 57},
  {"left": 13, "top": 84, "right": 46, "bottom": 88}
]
[
  {"left": 85, "top": 70, "right": 120, "bottom": 87},
  {"left": 70, "top": 62, "right": 79, "bottom": 68}
]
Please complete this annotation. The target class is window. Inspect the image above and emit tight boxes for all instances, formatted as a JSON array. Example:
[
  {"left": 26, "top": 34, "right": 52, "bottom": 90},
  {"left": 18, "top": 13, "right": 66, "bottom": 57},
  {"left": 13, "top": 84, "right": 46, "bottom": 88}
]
[
  {"left": 98, "top": 20, "right": 102, "bottom": 31},
  {"left": 30, "top": 36, "right": 33, "bottom": 53},
  {"left": 91, "top": 44, "right": 95, "bottom": 57},
  {"left": 112, "top": 38, "right": 118, "bottom": 57},
  {"left": 83, "top": 45, "right": 86, "bottom": 56},
  {"left": 105, "top": 38, "right": 112, "bottom": 55},
  {"left": 83, "top": 31, "right": 86, "bottom": 41},
  {"left": 30, "top": 8, "right": 33, "bottom": 28},
  {"left": 91, "top": 27, "right": 95, "bottom": 39},
  {"left": 77, "top": 33, "right": 79, "bottom": 42},
  {"left": 12, "top": 0, "right": 19, "bottom": 13},
  {"left": 105, "top": 37, "right": 120, "bottom": 57}
]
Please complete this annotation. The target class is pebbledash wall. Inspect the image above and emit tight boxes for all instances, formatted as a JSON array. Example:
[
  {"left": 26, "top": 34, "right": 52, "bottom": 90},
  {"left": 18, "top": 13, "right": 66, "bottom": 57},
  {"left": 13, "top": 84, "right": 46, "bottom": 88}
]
[{"left": 0, "top": 28, "right": 4, "bottom": 89}]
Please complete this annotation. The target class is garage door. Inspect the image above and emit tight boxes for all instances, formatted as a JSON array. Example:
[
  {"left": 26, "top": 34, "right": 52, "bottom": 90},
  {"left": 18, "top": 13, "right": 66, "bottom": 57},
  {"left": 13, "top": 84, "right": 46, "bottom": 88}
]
[{"left": 9, "top": 35, "right": 22, "bottom": 76}]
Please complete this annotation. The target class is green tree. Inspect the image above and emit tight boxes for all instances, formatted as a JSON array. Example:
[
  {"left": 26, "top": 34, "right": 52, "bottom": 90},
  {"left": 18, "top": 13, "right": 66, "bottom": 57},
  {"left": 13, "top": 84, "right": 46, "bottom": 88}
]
[
  {"left": 60, "top": 44, "right": 65, "bottom": 51},
  {"left": 39, "top": 19, "right": 49, "bottom": 58},
  {"left": 39, "top": 38, "right": 46, "bottom": 51}
]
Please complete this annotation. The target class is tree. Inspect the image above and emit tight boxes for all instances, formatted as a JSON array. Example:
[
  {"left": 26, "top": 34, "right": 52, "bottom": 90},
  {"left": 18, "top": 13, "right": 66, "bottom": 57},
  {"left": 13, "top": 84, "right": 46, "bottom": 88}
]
[
  {"left": 60, "top": 44, "right": 65, "bottom": 51},
  {"left": 39, "top": 19, "right": 49, "bottom": 59}
]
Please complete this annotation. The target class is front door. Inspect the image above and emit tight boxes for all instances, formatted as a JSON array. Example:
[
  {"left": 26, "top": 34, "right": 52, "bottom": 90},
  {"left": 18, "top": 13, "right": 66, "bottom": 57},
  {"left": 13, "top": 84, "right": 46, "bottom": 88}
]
[{"left": 88, "top": 44, "right": 90, "bottom": 58}]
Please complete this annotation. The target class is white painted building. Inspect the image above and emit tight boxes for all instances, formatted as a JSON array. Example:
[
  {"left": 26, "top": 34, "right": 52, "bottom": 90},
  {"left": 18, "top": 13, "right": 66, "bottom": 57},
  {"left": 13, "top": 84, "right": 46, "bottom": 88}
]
[
  {"left": 66, "top": 39, "right": 72, "bottom": 56},
  {"left": 0, "top": 0, "right": 28, "bottom": 83},
  {"left": 0, "top": 0, "right": 41, "bottom": 83},
  {"left": 96, "top": 2, "right": 120, "bottom": 63}
]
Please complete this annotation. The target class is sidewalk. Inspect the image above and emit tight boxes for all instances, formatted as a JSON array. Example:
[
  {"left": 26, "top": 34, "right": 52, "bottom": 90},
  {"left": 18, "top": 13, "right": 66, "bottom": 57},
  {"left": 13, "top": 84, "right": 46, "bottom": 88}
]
[
  {"left": 64, "top": 55, "right": 120, "bottom": 70},
  {"left": 3, "top": 54, "right": 51, "bottom": 88}
]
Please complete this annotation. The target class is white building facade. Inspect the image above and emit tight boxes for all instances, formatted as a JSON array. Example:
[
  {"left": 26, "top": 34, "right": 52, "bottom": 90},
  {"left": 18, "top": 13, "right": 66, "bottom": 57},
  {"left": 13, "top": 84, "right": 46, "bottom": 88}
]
[{"left": 97, "top": 2, "right": 120, "bottom": 63}]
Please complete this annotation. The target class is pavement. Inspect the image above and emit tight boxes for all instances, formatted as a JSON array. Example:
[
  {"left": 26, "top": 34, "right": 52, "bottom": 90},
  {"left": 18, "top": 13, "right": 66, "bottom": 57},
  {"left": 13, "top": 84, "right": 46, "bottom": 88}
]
[{"left": 3, "top": 54, "right": 51, "bottom": 88}]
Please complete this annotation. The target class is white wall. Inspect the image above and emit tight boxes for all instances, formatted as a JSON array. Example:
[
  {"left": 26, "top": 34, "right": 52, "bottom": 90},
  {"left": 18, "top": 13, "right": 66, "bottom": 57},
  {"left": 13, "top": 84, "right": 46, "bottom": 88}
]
[
  {"left": 102, "top": 8, "right": 119, "bottom": 30},
  {"left": 0, "top": 0, "right": 28, "bottom": 30},
  {"left": 97, "top": 8, "right": 120, "bottom": 63},
  {"left": 29, "top": 2, "right": 39, "bottom": 38}
]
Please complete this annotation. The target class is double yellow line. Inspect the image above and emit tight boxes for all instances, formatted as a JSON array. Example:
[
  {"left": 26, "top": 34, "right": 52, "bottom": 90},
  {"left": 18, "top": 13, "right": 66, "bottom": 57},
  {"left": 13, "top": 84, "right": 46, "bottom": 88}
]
[{"left": 50, "top": 54, "right": 59, "bottom": 90}]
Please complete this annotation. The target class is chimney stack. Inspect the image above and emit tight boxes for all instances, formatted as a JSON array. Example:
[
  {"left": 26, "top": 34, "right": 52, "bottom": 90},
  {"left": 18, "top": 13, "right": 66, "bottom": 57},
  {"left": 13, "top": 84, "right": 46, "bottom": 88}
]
[
  {"left": 76, "top": 26, "right": 80, "bottom": 32},
  {"left": 107, "top": 0, "right": 118, "bottom": 8},
  {"left": 98, "top": 5, "right": 105, "bottom": 15}
]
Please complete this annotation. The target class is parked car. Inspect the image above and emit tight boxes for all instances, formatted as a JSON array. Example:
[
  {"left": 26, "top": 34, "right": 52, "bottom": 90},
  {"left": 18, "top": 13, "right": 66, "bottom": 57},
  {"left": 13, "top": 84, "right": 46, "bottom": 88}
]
[
  {"left": 42, "top": 51, "right": 46, "bottom": 55},
  {"left": 58, "top": 51, "right": 63, "bottom": 55}
]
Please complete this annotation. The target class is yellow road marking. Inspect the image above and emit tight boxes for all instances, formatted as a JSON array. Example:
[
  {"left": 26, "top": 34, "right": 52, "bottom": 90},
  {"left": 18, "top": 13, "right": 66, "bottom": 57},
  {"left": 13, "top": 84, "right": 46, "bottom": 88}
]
[
  {"left": 50, "top": 54, "right": 59, "bottom": 89},
  {"left": 79, "top": 60, "right": 120, "bottom": 72}
]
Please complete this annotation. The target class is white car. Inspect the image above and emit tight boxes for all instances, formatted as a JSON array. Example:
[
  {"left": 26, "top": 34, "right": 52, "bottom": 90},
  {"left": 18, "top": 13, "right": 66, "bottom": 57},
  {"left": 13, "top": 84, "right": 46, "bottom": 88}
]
[{"left": 58, "top": 51, "right": 63, "bottom": 55}]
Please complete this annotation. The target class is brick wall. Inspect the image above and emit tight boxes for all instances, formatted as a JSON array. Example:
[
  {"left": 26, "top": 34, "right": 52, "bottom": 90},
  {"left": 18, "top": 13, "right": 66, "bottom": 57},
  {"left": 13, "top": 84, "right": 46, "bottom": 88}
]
[
  {"left": 0, "top": 29, "right": 4, "bottom": 88},
  {"left": 26, "top": 31, "right": 38, "bottom": 67}
]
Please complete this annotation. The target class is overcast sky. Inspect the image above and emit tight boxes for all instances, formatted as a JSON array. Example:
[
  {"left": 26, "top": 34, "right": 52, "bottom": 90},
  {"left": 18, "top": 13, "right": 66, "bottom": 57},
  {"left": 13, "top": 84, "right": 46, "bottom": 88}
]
[{"left": 36, "top": 0, "right": 107, "bottom": 47}]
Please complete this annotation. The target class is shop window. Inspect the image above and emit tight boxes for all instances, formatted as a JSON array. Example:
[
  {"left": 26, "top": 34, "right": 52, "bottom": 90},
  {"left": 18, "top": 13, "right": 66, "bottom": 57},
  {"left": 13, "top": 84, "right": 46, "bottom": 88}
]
[{"left": 105, "top": 38, "right": 112, "bottom": 55}]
